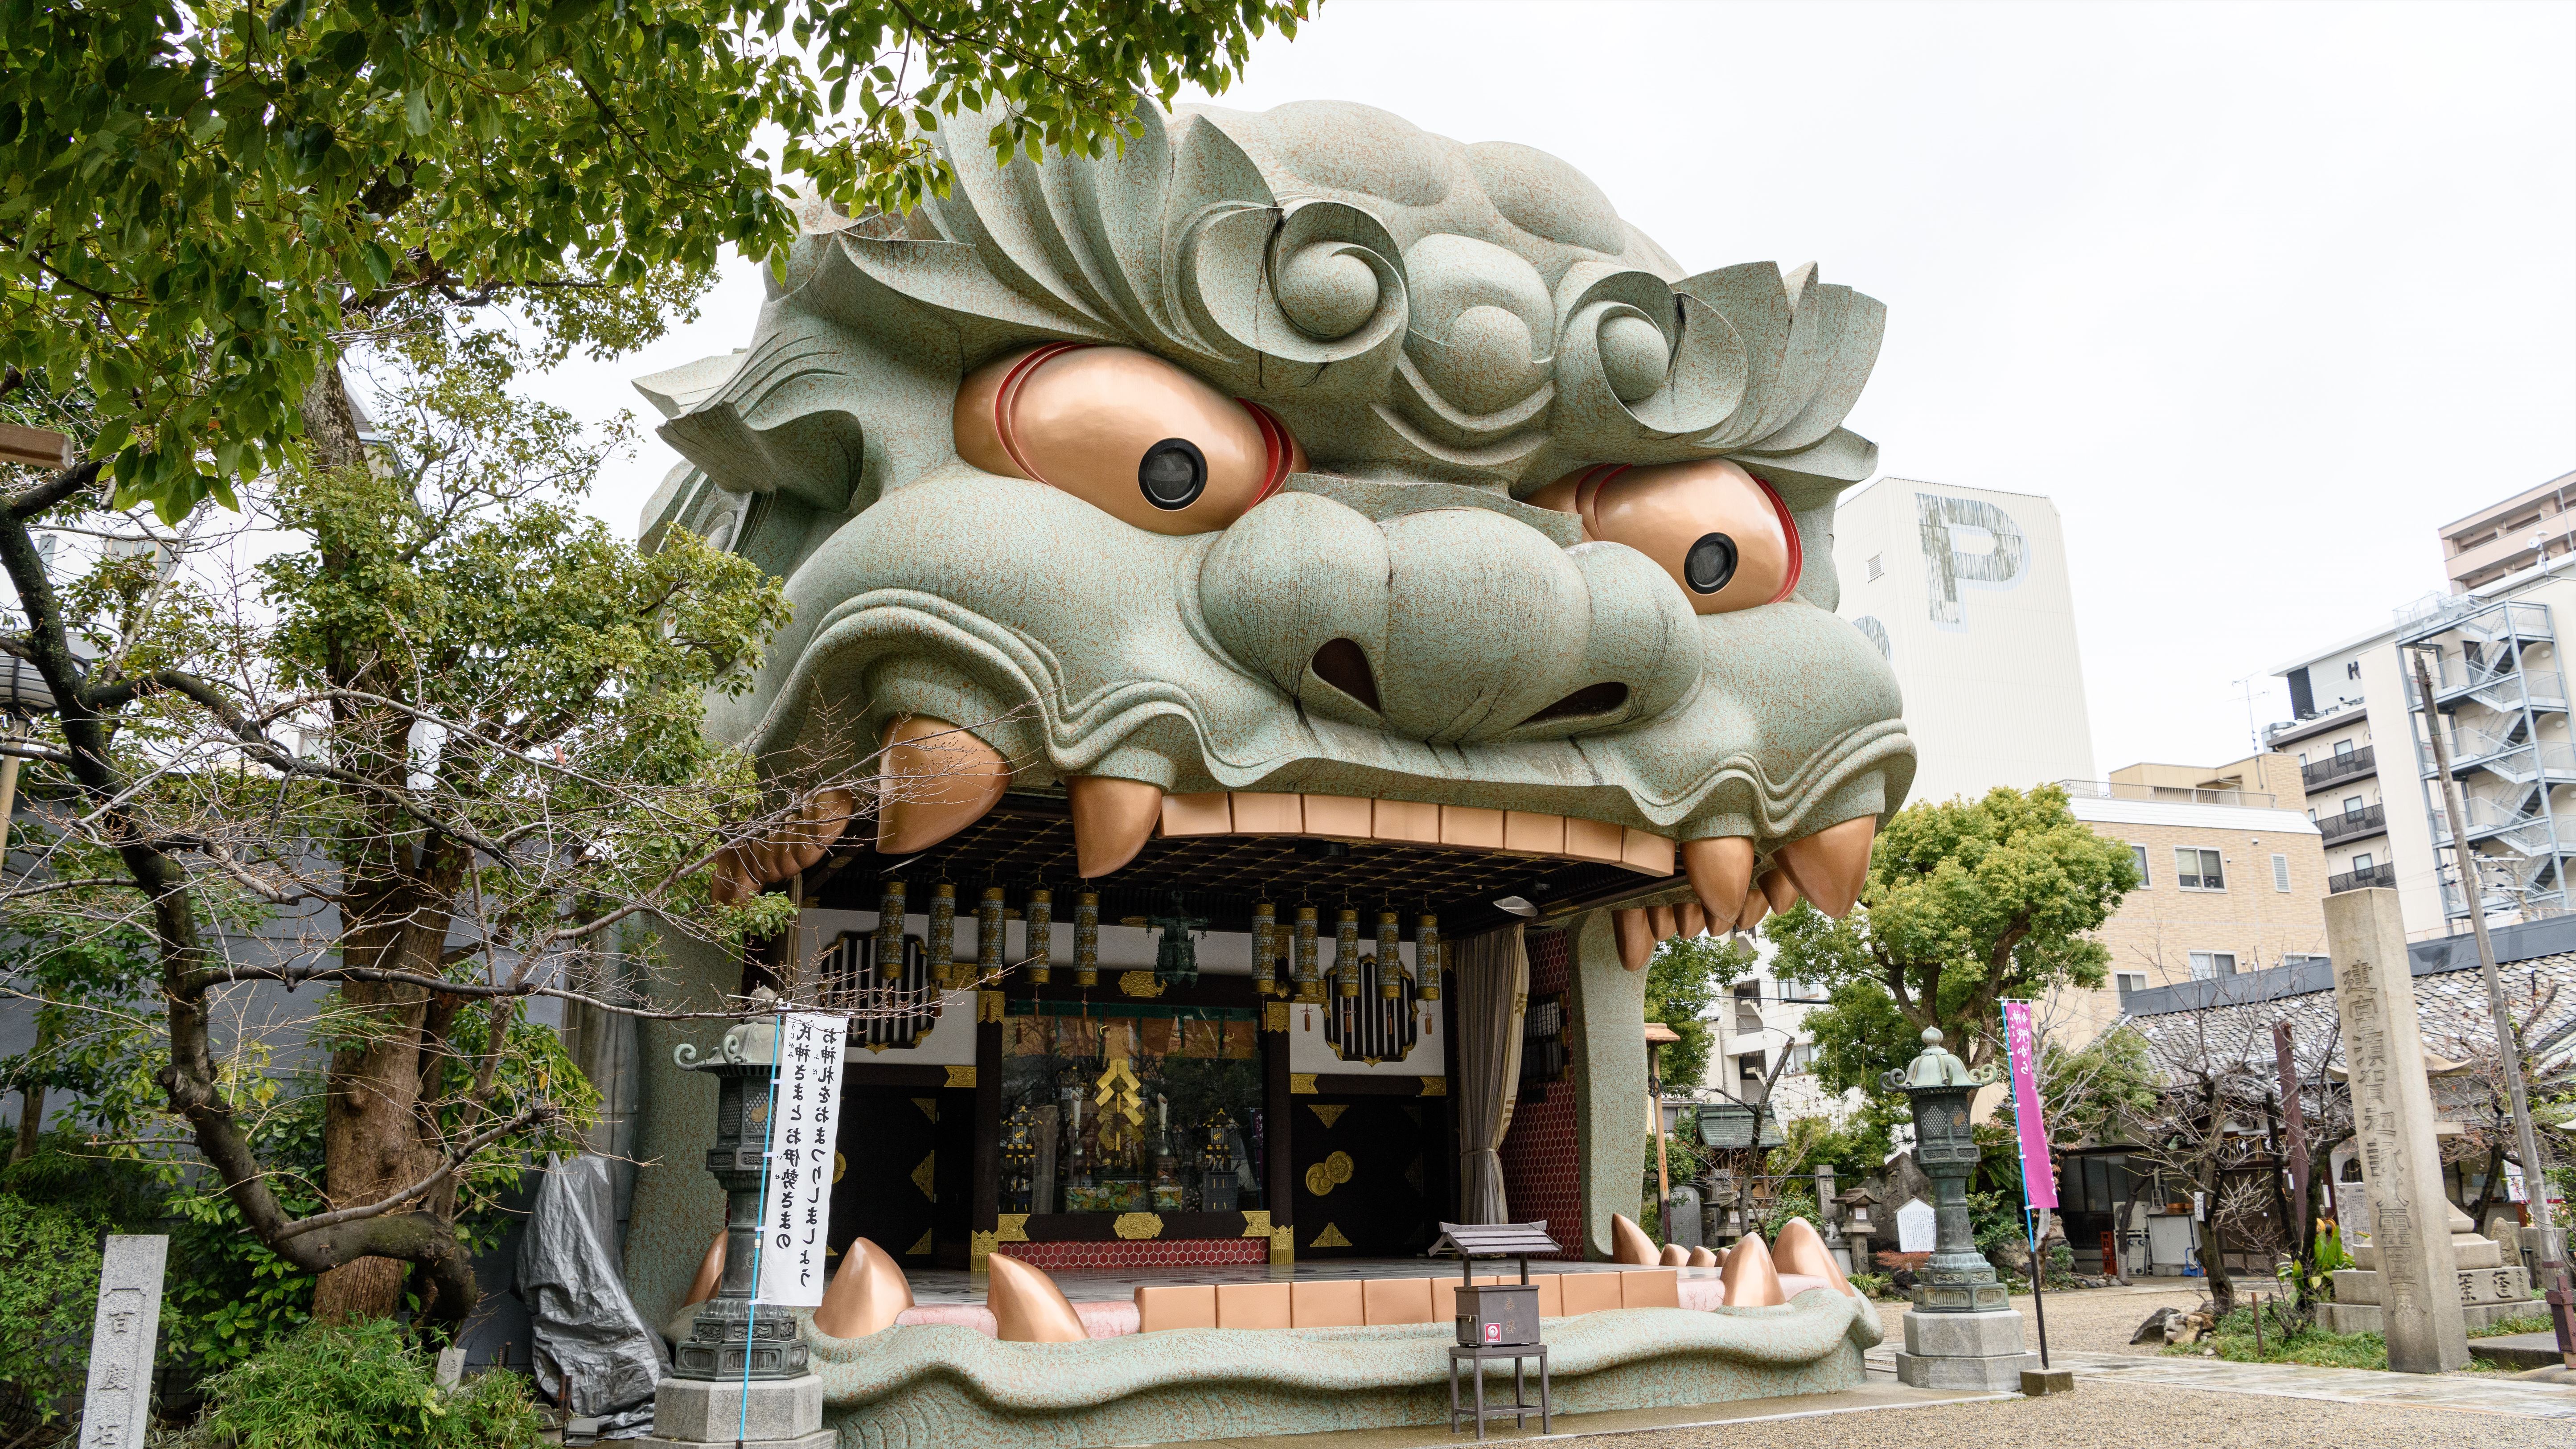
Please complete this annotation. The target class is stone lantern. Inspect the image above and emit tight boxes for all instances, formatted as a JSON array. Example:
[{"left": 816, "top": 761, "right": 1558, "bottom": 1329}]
[
  {"left": 651, "top": 1020, "right": 833, "bottom": 1449},
  {"left": 1879, "top": 1028, "right": 2038, "bottom": 1390}
]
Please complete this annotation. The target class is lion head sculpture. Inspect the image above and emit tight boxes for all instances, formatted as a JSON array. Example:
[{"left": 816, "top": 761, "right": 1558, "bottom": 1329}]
[{"left": 639, "top": 99, "right": 1913, "bottom": 928}]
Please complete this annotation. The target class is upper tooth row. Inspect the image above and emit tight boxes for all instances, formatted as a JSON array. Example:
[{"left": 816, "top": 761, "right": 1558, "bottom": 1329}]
[{"left": 1154, "top": 791, "right": 1673, "bottom": 877}]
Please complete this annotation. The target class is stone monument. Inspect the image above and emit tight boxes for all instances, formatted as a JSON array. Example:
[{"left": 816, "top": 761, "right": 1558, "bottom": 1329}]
[
  {"left": 642, "top": 1023, "right": 834, "bottom": 1449},
  {"left": 78, "top": 1235, "right": 167, "bottom": 1449},
  {"left": 2322, "top": 888, "right": 2469, "bottom": 1372},
  {"left": 1881, "top": 1030, "right": 2038, "bottom": 1390}
]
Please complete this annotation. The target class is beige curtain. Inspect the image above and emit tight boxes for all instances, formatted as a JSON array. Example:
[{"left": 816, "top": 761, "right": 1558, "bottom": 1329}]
[{"left": 1453, "top": 924, "right": 1529, "bottom": 1224}]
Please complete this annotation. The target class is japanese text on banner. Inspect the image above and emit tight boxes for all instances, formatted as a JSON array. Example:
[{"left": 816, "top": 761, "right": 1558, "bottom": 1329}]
[
  {"left": 2001, "top": 1001, "right": 2057, "bottom": 1211},
  {"left": 756, "top": 1013, "right": 850, "bottom": 1306}
]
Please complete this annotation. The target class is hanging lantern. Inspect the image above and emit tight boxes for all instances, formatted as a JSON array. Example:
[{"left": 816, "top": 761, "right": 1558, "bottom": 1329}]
[
  {"left": 1417, "top": 914, "right": 1442, "bottom": 1002},
  {"left": 926, "top": 883, "right": 956, "bottom": 988},
  {"left": 1250, "top": 902, "right": 1277, "bottom": 996},
  {"left": 1376, "top": 911, "right": 1403, "bottom": 1000},
  {"left": 875, "top": 880, "right": 908, "bottom": 986},
  {"left": 977, "top": 887, "right": 1006, "bottom": 984},
  {"left": 1074, "top": 891, "right": 1100, "bottom": 988},
  {"left": 1026, "top": 889, "right": 1053, "bottom": 985},
  {"left": 1150, "top": 899, "right": 1204, "bottom": 988},
  {"left": 1335, "top": 910, "right": 1361, "bottom": 998},
  {"left": 1292, "top": 906, "right": 1320, "bottom": 1003}
]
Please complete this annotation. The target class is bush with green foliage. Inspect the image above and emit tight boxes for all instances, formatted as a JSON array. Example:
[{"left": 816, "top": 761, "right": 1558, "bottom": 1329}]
[
  {"left": 182, "top": 1319, "right": 548, "bottom": 1449},
  {"left": 2165, "top": 1303, "right": 2388, "bottom": 1369},
  {"left": 0, "top": 1190, "right": 108, "bottom": 1438}
]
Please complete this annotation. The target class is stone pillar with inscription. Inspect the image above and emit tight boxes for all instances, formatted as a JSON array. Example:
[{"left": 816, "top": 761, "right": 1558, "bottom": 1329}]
[
  {"left": 2323, "top": 888, "right": 2469, "bottom": 1373},
  {"left": 78, "top": 1235, "right": 167, "bottom": 1449}
]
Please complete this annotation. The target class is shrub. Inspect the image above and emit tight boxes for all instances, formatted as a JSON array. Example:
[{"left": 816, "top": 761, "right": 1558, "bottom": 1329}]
[
  {"left": 0, "top": 1191, "right": 108, "bottom": 1439},
  {"left": 1848, "top": 1272, "right": 1899, "bottom": 1300},
  {"left": 183, "top": 1319, "right": 548, "bottom": 1449}
]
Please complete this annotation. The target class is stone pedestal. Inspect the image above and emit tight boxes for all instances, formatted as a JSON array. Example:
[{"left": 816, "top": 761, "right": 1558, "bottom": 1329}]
[
  {"left": 2323, "top": 1214, "right": 2548, "bottom": 1334},
  {"left": 2323, "top": 889, "right": 2470, "bottom": 1372},
  {"left": 1892, "top": 1309, "right": 2040, "bottom": 1390},
  {"left": 637, "top": 1374, "right": 833, "bottom": 1449}
]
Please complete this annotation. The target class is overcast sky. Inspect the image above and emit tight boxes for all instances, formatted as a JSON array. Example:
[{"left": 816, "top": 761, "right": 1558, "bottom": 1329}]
[{"left": 526, "top": 0, "right": 2576, "bottom": 777}]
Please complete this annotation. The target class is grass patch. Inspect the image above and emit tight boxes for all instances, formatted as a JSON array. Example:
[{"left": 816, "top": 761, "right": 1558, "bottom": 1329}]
[
  {"left": 2159, "top": 1302, "right": 2390, "bottom": 1370},
  {"left": 2469, "top": 1314, "right": 2553, "bottom": 1338}
]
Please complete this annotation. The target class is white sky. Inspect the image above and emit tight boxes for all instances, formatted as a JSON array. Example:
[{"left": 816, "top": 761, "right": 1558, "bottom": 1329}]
[{"left": 525, "top": 0, "right": 2576, "bottom": 778}]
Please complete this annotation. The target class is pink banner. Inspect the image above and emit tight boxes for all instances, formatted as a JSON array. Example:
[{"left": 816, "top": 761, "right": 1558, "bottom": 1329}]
[{"left": 2001, "top": 1001, "right": 2056, "bottom": 1211}]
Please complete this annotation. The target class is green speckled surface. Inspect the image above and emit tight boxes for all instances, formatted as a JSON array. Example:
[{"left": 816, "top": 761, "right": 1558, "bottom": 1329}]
[
  {"left": 1566, "top": 909, "right": 1647, "bottom": 1261},
  {"left": 804, "top": 1294, "right": 1880, "bottom": 1449}
]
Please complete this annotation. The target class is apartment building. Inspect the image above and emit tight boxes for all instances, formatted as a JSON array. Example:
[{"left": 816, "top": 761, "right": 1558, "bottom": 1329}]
[
  {"left": 2271, "top": 477, "right": 2576, "bottom": 939},
  {"left": 2443, "top": 469, "right": 2576, "bottom": 593},
  {"left": 1831, "top": 479, "right": 2097, "bottom": 802},
  {"left": 2055, "top": 763, "right": 2329, "bottom": 1045},
  {"left": 1698, "top": 960, "right": 1850, "bottom": 1123}
]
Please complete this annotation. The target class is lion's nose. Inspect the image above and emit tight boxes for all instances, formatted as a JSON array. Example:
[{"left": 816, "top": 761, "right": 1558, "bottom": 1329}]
[{"left": 1197, "top": 494, "right": 1698, "bottom": 744}]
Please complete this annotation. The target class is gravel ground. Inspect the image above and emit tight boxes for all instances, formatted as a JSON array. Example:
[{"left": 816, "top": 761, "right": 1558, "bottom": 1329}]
[
  {"left": 1870, "top": 1284, "right": 2213, "bottom": 1356},
  {"left": 1604, "top": 1380, "right": 2576, "bottom": 1449}
]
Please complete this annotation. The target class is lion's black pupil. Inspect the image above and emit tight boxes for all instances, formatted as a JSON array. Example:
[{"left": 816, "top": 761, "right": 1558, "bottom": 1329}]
[
  {"left": 1684, "top": 532, "right": 1737, "bottom": 594},
  {"left": 1138, "top": 438, "right": 1206, "bottom": 509}
]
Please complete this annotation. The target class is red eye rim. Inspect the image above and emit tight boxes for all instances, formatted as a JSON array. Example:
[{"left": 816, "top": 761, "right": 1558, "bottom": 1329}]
[
  {"left": 1573, "top": 462, "right": 1803, "bottom": 606},
  {"left": 1239, "top": 399, "right": 1294, "bottom": 506},
  {"left": 985, "top": 343, "right": 1296, "bottom": 511}
]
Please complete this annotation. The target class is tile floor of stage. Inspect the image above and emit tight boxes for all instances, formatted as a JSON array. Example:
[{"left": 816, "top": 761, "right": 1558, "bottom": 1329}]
[{"left": 907, "top": 1258, "right": 1718, "bottom": 1304}]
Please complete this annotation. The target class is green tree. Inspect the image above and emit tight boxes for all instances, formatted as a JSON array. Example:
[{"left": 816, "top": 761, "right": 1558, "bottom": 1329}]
[
  {"left": 0, "top": 335, "right": 812, "bottom": 1326},
  {"left": 1643, "top": 931, "right": 1754, "bottom": 1092},
  {"left": 0, "top": 0, "right": 1307, "bottom": 520},
  {"left": 1766, "top": 784, "right": 2140, "bottom": 1081}
]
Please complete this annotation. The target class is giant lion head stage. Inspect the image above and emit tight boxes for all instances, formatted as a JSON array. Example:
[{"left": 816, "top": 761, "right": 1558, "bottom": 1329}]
[{"left": 638, "top": 99, "right": 1913, "bottom": 930}]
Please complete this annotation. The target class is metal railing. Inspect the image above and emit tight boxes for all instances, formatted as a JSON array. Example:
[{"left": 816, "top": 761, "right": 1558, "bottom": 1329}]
[
  {"left": 2058, "top": 779, "right": 2277, "bottom": 809},
  {"left": 2317, "top": 803, "right": 2386, "bottom": 845},
  {"left": 2329, "top": 862, "right": 2398, "bottom": 893},
  {"left": 2300, "top": 746, "right": 2376, "bottom": 790}
]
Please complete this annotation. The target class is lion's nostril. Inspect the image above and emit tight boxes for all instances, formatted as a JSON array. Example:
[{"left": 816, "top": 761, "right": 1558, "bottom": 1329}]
[
  {"left": 1521, "top": 681, "right": 1629, "bottom": 727},
  {"left": 1309, "top": 638, "right": 1381, "bottom": 711}
]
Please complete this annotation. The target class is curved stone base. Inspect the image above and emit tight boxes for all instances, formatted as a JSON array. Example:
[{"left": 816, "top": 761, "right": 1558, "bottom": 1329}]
[{"left": 804, "top": 1293, "right": 1879, "bottom": 1449}]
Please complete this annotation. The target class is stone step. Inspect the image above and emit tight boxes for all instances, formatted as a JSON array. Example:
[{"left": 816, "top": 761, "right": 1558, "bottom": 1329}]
[
  {"left": 2316, "top": 1298, "right": 2547, "bottom": 1335},
  {"left": 2351, "top": 1236, "right": 2502, "bottom": 1271}
]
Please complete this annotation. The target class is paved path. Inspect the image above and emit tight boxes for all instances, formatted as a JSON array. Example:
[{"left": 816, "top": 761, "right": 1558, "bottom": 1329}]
[{"left": 1860, "top": 1344, "right": 2576, "bottom": 1420}]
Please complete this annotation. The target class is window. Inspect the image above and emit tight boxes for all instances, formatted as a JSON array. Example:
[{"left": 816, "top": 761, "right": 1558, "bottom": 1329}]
[
  {"left": 2341, "top": 795, "right": 2364, "bottom": 818},
  {"left": 1785, "top": 1043, "right": 1819, "bottom": 1074},
  {"left": 2175, "top": 847, "right": 2225, "bottom": 890},
  {"left": 1865, "top": 553, "right": 1884, "bottom": 581},
  {"left": 2272, "top": 854, "right": 2292, "bottom": 892},
  {"left": 2297, "top": 751, "right": 2309, "bottom": 767},
  {"left": 1779, "top": 977, "right": 1829, "bottom": 1003},
  {"left": 2187, "top": 951, "right": 2239, "bottom": 980},
  {"left": 2130, "top": 844, "right": 2151, "bottom": 887},
  {"left": 2115, "top": 971, "right": 2149, "bottom": 999},
  {"left": 2351, "top": 853, "right": 2372, "bottom": 872},
  {"left": 2334, "top": 738, "right": 2354, "bottom": 759}
]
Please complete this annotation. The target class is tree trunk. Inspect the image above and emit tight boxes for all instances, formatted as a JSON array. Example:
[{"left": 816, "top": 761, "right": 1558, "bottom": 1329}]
[{"left": 2197, "top": 1158, "right": 2236, "bottom": 1315}]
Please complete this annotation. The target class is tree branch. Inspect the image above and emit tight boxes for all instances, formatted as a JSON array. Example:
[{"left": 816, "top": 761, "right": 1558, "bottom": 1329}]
[{"left": 275, "top": 1104, "right": 555, "bottom": 1239}]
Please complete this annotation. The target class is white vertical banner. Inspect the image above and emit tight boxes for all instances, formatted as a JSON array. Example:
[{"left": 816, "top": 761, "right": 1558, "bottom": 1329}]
[{"left": 756, "top": 1013, "right": 850, "bottom": 1306}]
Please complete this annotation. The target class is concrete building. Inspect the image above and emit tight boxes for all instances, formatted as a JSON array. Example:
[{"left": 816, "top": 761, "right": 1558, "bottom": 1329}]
[
  {"left": 1832, "top": 480, "right": 2096, "bottom": 804},
  {"left": 2271, "top": 476, "right": 2576, "bottom": 939},
  {"left": 2442, "top": 469, "right": 2576, "bottom": 593},
  {"left": 2054, "top": 762, "right": 2329, "bottom": 1047}
]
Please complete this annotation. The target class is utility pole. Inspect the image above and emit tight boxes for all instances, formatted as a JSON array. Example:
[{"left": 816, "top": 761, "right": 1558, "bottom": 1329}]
[{"left": 2412, "top": 649, "right": 2574, "bottom": 1367}]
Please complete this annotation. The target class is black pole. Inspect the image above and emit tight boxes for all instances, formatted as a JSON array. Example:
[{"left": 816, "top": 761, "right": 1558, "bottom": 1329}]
[{"left": 2029, "top": 1148, "right": 2053, "bottom": 1370}]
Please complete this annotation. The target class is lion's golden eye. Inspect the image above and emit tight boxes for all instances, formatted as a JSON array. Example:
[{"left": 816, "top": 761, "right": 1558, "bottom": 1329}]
[
  {"left": 954, "top": 344, "right": 1303, "bottom": 535},
  {"left": 1528, "top": 459, "right": 1800, "bottom": 614}
]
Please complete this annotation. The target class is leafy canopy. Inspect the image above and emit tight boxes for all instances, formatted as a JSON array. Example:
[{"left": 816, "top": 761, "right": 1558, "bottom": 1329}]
[
  {"left": 1768, "top": 784, "right": 2139, "bottom": 1082},
  {"left": 0, "top": 0, "right": 1309, "bottom": 518}
]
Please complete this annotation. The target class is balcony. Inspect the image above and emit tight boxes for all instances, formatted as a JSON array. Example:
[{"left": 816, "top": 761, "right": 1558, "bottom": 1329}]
[
  {"left": 2330, "top": 862, "right": 2398, "bottom": 893},
  {"left": 2301, "top": 746, "right": 2376, "bottom": 791},
  {"left": 2317, "top": 804, "right": 2386, "bottom": 845}
]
